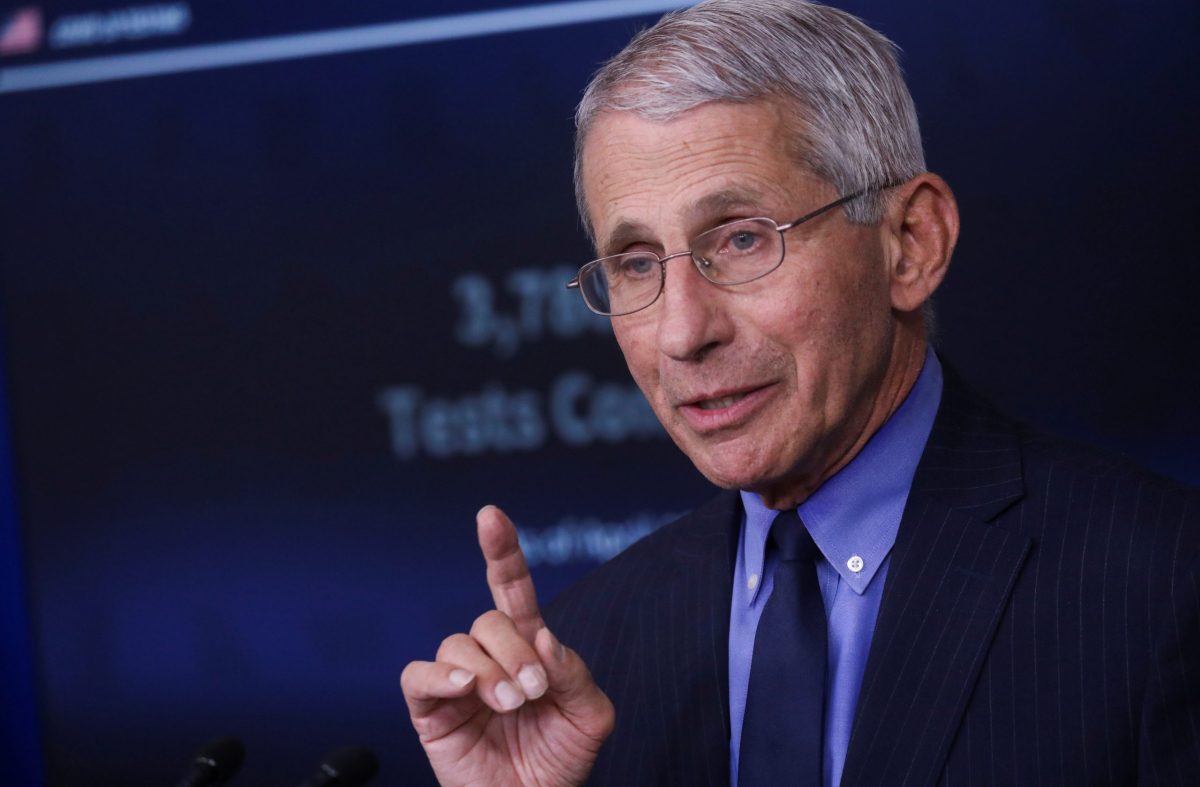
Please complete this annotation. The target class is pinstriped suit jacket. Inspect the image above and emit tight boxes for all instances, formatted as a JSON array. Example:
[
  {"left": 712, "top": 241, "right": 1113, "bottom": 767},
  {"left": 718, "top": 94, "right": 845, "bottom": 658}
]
[{"left": 544, "top": 373, "right": 1200, "bottom": 785}]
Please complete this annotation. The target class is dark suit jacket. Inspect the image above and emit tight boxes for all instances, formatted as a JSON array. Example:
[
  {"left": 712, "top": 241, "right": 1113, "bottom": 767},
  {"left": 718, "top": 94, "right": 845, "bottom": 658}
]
[{"left": 544, "top": 373, "right": 1200, "bottom": 785}]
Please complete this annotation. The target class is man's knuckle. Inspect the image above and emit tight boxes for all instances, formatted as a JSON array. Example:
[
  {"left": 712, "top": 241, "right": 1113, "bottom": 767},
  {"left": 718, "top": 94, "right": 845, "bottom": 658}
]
[
  {"left": 470, "top": 608, "right": 509, "bottom": 636},
  {"left": 436, "top": 632, "right": 471, "bottom": 660},
  {"left": 399, "top": 662, "right": 419, "bottom": 691}
]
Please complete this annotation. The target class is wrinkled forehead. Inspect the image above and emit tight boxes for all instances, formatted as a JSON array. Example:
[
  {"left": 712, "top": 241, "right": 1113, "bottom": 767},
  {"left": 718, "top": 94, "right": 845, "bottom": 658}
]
[{"left": 579, "top": 103, "right": 821, "bottom": 255}]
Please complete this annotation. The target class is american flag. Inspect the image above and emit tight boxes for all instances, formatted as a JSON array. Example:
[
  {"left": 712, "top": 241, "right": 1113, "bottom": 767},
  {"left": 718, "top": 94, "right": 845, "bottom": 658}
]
[{"left": 0, "top": 7, "right": 42, "bottom": 56}]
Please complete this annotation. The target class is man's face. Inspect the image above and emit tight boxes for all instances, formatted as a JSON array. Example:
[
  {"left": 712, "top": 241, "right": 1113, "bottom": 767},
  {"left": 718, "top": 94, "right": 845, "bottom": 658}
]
[{"left": 580, "top": 101, "right": 903, "bottom": 504}]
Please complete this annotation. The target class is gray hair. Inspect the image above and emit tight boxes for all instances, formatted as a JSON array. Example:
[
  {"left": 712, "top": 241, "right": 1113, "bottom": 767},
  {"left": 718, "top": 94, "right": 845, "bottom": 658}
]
[{"left": 574, "top": 0, "right": 925, "bottom": 239}]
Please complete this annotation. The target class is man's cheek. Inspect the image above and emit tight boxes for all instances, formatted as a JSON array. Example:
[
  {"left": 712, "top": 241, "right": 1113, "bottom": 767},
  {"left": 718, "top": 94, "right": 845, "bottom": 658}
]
[
  {"left": 622, "top": 355, "right": 660, "bottom": 408},
  {"left": 649, "top": 393, "right": 678, "bottom": 434}
]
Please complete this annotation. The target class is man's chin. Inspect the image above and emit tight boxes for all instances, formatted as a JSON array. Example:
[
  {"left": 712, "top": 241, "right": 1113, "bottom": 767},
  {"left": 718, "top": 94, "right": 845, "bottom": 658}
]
[
  {"left": 688, "top": 455, "right": 776, "bottom": 493},
  {"left": 673, "top": 432, "right": 762, "bottom": 485},
  {"left": 686, "top": 447, "right": 819, "bottom": 508}
]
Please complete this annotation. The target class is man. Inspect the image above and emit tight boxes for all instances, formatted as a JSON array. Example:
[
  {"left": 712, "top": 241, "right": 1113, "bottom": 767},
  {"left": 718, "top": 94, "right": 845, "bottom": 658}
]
[{"left": 401, "top": 1, "right": 1200, "bottom": 785}]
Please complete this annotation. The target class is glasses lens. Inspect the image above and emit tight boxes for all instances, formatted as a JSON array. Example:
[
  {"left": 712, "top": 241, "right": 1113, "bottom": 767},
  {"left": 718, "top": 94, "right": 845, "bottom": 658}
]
[
  {"left": 580, "top": 253, "right": 662, "bottom": 315},
  {"left": 692, "top": 218, "right": 782, "bottom": 284}
]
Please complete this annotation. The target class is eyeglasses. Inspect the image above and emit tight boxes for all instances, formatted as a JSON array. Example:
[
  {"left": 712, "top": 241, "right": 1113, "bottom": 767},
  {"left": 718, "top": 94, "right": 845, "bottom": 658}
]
[{"left": 566, "top": 186, "right": 889, "bottom": 316}]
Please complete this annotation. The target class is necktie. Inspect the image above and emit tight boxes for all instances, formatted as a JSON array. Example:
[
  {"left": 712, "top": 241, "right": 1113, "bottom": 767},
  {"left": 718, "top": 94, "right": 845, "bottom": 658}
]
[{"left": 738, "top": 508, "right": 828, "bottom": 787}]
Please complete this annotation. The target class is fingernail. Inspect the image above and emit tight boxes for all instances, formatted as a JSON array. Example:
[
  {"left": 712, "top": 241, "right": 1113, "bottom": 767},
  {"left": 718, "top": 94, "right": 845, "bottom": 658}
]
[
  {"left": 448, "top": 669, "right": 475, "bottom": 688},
  {"left": 494, "top": 680, "right": 525, "bottom": 711},
  {"left": 542, "top": 626, "right": 566, "bottom": 663},
  {"left": 518, "top": 664, "right": 548, "bottom": 699}
]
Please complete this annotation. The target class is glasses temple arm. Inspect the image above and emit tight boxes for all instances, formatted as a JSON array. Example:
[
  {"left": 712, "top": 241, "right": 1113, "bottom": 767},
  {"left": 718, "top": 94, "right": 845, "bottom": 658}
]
[
  {"left": 776, "top": 189, "right": 865, "bottom": 232},
  {"left": 776, "top": 180, "right": 905, "bottom": 232}
]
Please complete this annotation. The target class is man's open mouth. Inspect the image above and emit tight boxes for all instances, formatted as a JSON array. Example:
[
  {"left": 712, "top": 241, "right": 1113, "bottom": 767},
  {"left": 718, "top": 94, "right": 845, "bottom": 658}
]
[{"left": 694, "top": 392, "right": 753, "bottom": 410}]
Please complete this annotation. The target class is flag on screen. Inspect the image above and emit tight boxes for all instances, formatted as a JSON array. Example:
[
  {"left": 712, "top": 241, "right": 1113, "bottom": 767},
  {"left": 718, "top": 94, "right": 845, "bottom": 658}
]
[{"left": 0, "top": 7, "right": 42, "bottom": 56}]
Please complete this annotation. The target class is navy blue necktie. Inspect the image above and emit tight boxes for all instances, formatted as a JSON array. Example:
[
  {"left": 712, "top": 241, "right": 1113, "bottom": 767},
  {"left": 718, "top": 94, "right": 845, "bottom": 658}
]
[{"left": 739, "top": 509, "right": 827, "bottom": 787}]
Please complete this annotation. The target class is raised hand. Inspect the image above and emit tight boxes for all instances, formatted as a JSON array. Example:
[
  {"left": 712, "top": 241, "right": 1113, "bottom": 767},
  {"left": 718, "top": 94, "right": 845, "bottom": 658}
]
[{"left": 401, "top": 505, "right": 614, "bottom": 786}]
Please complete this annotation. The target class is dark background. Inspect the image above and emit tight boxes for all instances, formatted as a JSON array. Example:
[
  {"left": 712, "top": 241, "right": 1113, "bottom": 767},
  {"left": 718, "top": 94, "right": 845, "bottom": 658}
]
[{"left": 1, "top": 1, "right": 1197, "bottom": 784}]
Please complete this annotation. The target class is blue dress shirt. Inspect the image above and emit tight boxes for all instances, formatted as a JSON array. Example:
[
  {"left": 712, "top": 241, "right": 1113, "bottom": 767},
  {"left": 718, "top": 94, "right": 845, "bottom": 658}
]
[{"left": 729, "top": 350, "right": 943, "bottom": 787}]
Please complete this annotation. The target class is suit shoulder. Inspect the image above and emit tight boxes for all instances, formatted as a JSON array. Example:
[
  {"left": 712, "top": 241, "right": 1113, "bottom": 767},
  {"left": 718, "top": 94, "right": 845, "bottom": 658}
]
[
  {"left": 1012, "top": 424, "right": 1200, "bottom": 569},
  {"left": 1017, "top": 424, "right": 1196, "bottom": 501}
]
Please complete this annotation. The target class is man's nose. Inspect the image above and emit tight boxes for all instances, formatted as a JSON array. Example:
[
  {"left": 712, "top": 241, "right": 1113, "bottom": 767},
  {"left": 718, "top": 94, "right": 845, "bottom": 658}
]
[{"left": 654, "top": 255, "right": 733, "bottom": 361}]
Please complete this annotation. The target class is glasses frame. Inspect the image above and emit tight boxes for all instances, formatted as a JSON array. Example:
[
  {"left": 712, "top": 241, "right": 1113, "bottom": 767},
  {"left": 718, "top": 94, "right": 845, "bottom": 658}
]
[{"left": 566, "top": 184, "right": 894, "bottom": 316}]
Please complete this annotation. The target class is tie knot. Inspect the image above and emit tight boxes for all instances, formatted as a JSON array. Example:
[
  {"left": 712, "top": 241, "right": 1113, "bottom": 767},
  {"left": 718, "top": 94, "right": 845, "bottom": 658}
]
[{"left": 769, "top": 509, "right": 821, "bottom": 563}]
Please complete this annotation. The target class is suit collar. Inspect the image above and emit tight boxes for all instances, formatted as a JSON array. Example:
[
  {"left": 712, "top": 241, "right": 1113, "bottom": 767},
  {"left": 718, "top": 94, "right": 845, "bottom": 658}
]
[{"left": 909, "top": 364, "right": 1025, "bottom": 521}]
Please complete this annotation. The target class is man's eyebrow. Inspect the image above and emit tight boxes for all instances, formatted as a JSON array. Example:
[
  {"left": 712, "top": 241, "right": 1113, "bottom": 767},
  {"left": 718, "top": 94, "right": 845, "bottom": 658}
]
[
  {"left": 599, "top": 219, "right": 654, "bottom": 257},
  {"left": 689, "top": 188, "right": 767, "bottom": 223}
]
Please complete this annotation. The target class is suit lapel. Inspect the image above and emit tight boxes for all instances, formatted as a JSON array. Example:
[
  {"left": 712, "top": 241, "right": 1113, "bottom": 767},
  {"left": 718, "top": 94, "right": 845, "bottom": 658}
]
[
  {"left": 841, "top": 373, "right": 1033, "bottom": 787},
  {"left": 591, "top": 489, "right": 741, "bottom": 786},
  {"left": 561, "top": 490, "right": 741, "bottom": 786},
  {"left": 659, "top": 490, "right": 741, "bottom": 781}
]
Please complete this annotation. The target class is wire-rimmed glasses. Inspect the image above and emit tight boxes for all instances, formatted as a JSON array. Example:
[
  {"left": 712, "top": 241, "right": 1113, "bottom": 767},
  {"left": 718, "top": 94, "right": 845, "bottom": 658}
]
[{"left": 566, "top": 186, "right": 888, "bottom": 316}]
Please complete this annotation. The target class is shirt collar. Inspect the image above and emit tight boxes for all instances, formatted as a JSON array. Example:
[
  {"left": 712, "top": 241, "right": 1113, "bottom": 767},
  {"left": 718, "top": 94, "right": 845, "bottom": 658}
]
[{"left": 739, "top": 348, "right": 943, "bottom": 601}]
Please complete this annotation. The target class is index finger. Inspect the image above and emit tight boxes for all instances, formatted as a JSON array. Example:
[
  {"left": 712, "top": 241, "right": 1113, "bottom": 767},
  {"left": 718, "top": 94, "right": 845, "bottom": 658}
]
[{"left": 477, "top": 505, "right": 543, "bottom": 642}]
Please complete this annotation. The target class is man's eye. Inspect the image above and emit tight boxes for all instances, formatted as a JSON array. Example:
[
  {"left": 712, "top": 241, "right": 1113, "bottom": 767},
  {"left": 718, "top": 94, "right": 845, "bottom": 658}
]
[
  {"left": 728, "top": 229, "right": 763, "bottom": 252},
  {"left": 619, "top": 255, "right": 658, "bottom": 277}
]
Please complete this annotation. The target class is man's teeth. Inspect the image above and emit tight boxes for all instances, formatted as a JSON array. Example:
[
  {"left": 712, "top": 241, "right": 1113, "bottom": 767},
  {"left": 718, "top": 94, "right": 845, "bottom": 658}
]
[{"left": 696, "top": 393, "right": 747, "bottom": 410}]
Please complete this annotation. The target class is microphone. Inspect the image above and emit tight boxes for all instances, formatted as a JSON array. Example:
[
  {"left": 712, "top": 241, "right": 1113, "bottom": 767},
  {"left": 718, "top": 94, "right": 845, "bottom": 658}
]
[
  {"left": 174, "top": 735, "right": 246, "bottom": 787},
  {"left": 298, "top": 745, "right": 380, "bottom": 787}
]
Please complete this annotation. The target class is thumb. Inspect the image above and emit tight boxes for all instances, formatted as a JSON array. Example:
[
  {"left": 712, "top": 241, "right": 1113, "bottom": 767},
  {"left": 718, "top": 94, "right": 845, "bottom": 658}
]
[{"left": 535, "top": 626, "right": 615, "bottom": 744}]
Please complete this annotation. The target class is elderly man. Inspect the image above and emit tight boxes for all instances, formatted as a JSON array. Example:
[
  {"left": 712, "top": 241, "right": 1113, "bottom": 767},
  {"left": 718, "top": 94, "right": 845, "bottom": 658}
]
[{"left": 401, "top": 1, "right": 1200, "bottom": 785}]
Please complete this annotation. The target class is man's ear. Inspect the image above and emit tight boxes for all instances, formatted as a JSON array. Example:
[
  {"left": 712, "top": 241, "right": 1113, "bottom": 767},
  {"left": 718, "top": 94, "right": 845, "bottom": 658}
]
[{"left": 883, "top": 173, "right": 959, "bottom": 313}]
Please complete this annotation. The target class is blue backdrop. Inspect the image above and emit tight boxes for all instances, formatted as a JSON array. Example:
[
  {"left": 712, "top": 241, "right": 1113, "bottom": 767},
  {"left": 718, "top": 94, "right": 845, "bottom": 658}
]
[{"left": 1, "top": 1, "right": 1196, "bottom": 784}]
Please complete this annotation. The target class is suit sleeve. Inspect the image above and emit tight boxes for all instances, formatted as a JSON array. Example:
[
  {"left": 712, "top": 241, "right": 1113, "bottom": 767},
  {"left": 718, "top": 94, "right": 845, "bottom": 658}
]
[{"left": 1138, "top": 549, "right": 1200, "bottom": 784}]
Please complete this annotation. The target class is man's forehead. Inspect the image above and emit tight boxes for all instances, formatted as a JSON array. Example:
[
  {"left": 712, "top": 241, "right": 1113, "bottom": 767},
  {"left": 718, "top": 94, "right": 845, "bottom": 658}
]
[
  {"left": 583, "top": 107, "right": 782, "bottom": 183},
  {"left": 580, "top": 103, "right": 816, "bottom": 251}
]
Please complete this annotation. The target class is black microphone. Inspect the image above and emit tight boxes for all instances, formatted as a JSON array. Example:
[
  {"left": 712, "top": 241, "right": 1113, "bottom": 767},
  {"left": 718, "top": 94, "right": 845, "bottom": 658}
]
[
  {"left": 298, "top": 745, "right": 380, "bottom": 787},
  {"left": 174, "top": 735, "right": 246, "bottom": 787}
]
